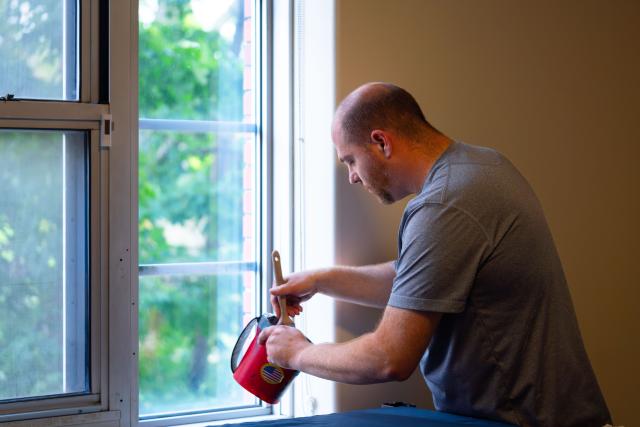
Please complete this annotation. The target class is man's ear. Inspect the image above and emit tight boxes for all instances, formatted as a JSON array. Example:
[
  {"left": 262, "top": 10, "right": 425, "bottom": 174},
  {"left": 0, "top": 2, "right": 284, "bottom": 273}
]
[{"left": 370, "top": 129, "right": 392, "bottom": 158}]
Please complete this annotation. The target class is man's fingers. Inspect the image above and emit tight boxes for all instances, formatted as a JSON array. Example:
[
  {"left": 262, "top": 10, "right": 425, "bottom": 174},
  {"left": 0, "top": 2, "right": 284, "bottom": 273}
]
[
  {"left": 270, "top": 285, "right": 289, "bottom": 296},
  {"left": 271, "top": 278, "right": 306, "bottom": 317},
  {"left": 272, "top": 294, "right": 304, "bottom": 315},
  {"left": 258, "top": 326, "right": 275, "bottom": 345},
  {"left": 287, "top": 305, "right": 302, "bottom": 317},
  {"left": 272, "top": 299, "right": 301, "bottom": 314},
  {"left": 271, "top": 278, "right": 295, "bottom": 316}
]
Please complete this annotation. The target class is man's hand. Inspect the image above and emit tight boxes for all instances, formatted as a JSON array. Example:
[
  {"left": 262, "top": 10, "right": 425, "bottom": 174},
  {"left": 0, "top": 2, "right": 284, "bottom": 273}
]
[
  {"left": 270, "top": 270, "right": 324, "bottom": 317},
  {"left": 258, "top": 325, "right": 312, "bottom": 370}
]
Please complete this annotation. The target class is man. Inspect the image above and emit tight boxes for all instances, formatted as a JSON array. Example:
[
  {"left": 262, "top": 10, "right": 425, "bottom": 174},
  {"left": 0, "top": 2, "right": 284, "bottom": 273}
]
[{"left": 258, "top": 82, "right": 611, "bottom": 426}]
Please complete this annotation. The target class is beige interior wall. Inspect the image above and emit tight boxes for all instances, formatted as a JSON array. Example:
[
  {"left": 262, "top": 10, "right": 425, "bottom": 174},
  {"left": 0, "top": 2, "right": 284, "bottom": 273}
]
[{"left": 333, "top": 0, "right": 640, "bottom": 423}]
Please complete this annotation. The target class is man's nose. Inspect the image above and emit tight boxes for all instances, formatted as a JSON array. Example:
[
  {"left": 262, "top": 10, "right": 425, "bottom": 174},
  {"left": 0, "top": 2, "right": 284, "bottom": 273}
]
[{"left": 349, "top": 171, "right": 361, "bottom": 185}]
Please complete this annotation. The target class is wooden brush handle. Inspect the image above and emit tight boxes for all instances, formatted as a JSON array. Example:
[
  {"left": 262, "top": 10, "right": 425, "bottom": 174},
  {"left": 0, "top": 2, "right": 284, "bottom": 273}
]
[{"left": 272, "top": 250, "right": 292, "bottom": 325}]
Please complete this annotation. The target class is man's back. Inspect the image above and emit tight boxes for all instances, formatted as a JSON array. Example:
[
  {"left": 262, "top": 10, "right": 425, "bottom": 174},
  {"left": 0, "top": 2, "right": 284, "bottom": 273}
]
[{"left": 389, "top": 141, "right": 611, "bottom": 426}]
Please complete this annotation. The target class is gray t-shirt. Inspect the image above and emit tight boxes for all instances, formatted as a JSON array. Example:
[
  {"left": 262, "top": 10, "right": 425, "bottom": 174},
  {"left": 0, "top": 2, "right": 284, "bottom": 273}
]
[{"left": 388, "top": 141, "right": 611, "bottom": 427}]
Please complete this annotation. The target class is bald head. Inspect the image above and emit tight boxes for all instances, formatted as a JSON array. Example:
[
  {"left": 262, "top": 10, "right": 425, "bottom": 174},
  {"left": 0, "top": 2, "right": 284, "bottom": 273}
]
[{"left": 333, "top": 82, "right": 433, "bottom": 145}]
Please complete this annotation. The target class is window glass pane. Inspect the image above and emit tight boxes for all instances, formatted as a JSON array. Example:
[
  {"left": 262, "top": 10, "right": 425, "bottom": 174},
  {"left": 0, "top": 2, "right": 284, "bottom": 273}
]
[
  {"left": 0, "top": 0, "right": 78, "bottom": 101},
  {"left": 139, "top": 273, "right": 256, "bottom": 418},
  {"left": 138, "top": 0, "right": 259, "bottom": 418},
  {"left": 0, "top": 130, "right": 88, "bottom": 401},
  {"left": 139, "top": 0, "right": 248, "bottom": 121},
  {"left": 139, "top": 130, "right": 256, "bottom": 264}
]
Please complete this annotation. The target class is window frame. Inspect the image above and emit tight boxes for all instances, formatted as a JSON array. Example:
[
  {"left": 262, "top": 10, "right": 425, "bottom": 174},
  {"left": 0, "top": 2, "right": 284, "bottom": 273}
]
[
  {"left": 0, "top": 0, "right": 111, "bottom": 422},
  {"left": 0, "top": 0, "right": 296, "bottom": 424},
  {"left": 135, "top": 0, "right": 283, "bottom": 424}
]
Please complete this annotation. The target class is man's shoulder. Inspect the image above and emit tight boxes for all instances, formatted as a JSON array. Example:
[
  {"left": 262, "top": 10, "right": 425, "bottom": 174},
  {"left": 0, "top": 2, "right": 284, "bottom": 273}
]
[
  {"left": 437, "top": 142, "right": 511, "bottom": 192},
  {"left": 400, "top": 141, "right": 533, "bottom": 237},
  {"left": 445, "top": 141, "right": 505, "bottom": 167},
  {"left": 417, "top": 142, "right": 509, "bottom": 203},
  {"left": 406, "top": 143, "right": 505, "bottom": 209}
]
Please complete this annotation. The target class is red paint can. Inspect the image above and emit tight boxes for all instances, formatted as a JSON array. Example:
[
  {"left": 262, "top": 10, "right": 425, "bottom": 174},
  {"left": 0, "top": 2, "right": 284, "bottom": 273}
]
[{"left": 231, "top": 313, "right": 299, "bottom": 404}]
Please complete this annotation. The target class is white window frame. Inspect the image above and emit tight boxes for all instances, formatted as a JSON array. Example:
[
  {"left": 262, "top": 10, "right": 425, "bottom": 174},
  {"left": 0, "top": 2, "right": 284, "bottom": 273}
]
[
  {"left": 134, "top": 0, "right": 296, "bottom": 426},
  {"left": 0, "top": 0, "right": 297, "bottom": 425},
  {"left": 0, "top": 0, "right": 112, "bottom": 424}
]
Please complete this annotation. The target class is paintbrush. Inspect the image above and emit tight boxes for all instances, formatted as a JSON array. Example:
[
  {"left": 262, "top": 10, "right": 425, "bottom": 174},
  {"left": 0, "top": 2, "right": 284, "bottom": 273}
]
[{"left": 272, "top": 250, "right": 293, "bottom": 326}]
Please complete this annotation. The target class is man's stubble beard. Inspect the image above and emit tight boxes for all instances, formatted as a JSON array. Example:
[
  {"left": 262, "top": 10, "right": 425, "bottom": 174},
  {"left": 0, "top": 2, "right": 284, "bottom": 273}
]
[{"left": 367, "top": 165, "right": 394, "bottom": 204}]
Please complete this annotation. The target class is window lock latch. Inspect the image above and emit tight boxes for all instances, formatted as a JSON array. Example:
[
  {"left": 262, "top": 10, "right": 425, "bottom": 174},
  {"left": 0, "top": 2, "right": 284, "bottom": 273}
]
[
  {"left": 1, "top": 94, "right": 16, "bottom": 102},
  {"left": 101, "top": 113, "right": 113, "bottom": 148}
]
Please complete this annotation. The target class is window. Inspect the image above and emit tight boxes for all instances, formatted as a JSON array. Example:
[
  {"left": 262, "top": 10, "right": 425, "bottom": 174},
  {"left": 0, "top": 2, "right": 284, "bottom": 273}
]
[
  {"left": 0, "top": 130, "right": 88, "bottom": 401},
  {"left": 2, "top": 0, "right": 286, "bottom": 424},
  {"left": 0, "top": 0, "right": 107, "bottom": 422},
  {"left": 0, "top": 0, "right": 78, "bottom": 101},
  {"left": 138, "top": 0, "right": 269, "bottom": 423}
]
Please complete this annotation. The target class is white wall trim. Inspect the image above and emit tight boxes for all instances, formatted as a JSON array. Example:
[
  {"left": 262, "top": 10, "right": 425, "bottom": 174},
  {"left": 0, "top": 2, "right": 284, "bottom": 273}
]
[{"left": 291, "top": 0, "right": 337, "bottom": 417}]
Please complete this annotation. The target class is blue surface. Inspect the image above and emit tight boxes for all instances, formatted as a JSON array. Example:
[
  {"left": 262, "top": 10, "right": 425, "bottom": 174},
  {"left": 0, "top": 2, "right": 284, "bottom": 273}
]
[{"left": 219, "top": 407, "right": 516, "bottom": 426}]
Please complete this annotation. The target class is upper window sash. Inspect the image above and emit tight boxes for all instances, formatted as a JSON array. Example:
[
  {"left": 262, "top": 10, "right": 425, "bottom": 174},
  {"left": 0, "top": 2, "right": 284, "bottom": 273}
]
[
  {"left": 0, "top": 0, "right": 104, "bottom": 121},
  {"left": 0, "top": 0, "right": 100, "bottom": 104}
]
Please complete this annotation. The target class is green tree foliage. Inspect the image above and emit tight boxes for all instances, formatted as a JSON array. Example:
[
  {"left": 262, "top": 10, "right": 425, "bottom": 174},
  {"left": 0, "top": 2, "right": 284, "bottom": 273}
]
[
  {"left": 0, "top": 132, "right": 82, "bottom": 400},
  {"left": 138, "top": 0, "right": 244, "bottom": 265},
  {"left": 0, "top": 0, "right": 77, "bottom": 99},
  {"left": 138, "top": 0, "right": 250, "bottom": 415},
  {"left": 1, "top": 2, "right": 85, "bottom": 400},
  {"left": 0, "top": 0, "right": 252, "bottom": 412}
]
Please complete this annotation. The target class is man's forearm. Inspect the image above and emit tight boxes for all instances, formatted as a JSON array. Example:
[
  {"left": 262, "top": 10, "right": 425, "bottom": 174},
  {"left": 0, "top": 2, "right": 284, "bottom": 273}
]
[
  {"left": 293, "top": 333, "right": 401, "bottom": 384},
  {"left": 261, "top": 306, "right": 438, "bottom": 386},
  {"left": 317, "top": 261, "right": 396, "bottom": 308}
]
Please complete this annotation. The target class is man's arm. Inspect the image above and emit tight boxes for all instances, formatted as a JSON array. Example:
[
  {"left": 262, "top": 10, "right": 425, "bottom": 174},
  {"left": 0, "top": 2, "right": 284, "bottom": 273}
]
[
  {"left": 259, "top": 306, "right": 441, "bottom": 384},
  {"left": 271, "top": 261, "right": 396, "bottom": 317}
]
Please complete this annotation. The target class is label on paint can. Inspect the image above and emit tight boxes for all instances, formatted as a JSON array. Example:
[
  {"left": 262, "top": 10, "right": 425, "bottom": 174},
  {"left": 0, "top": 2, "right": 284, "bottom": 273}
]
[{"left": 260, "top": 363, "right": 285, "bottom": 384}]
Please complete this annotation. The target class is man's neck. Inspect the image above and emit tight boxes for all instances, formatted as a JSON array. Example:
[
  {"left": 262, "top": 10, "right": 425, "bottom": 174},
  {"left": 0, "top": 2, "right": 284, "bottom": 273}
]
[{"left": 408, "top": 133, "right": 452, "bottom": 194}]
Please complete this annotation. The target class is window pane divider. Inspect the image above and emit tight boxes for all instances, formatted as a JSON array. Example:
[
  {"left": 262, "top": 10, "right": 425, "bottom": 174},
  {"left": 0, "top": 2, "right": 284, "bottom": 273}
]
[
  {"left": 0, "top": 119, "right": 101, "bottom": 130},
  {"left": 139, "top": 261, "right": 258, "bottom": 277},
  {"left": 0, "top": 101, "right": 108, "bottom": 122},
  {"left": 139, "top": 118, "right": 257, "bottom": 133}
]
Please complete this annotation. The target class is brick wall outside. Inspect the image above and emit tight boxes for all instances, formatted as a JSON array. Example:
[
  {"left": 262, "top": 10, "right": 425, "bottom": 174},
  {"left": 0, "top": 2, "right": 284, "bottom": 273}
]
[{"left": 241, "top": 0, "right": 255, "bottom": 326}]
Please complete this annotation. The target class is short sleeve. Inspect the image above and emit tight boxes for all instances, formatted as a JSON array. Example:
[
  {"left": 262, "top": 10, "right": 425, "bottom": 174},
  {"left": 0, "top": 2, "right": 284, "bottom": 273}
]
[{"left": 389, "top": 203, "right": 490, "bottom": 313}]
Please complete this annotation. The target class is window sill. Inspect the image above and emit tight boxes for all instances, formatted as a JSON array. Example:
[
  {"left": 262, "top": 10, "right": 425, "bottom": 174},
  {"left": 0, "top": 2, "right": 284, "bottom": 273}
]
[
  {"left": 138, "top": 406, "right": 277, "bottom": 427},
  {"left": 175, "top": 414, "right": 289, "bottom": 427},
  {"left": 0, "top": 410, "right": 120, "bottom": 427}
]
